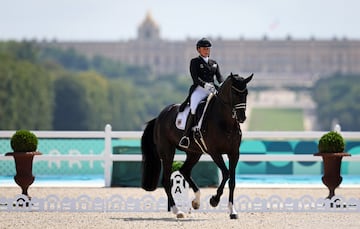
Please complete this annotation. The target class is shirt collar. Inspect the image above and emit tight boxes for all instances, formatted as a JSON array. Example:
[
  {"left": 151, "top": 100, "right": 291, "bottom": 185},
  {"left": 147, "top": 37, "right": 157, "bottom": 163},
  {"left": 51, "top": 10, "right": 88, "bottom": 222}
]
[{"left": 200, "top": 56, "right": 209, "bottom": 63}]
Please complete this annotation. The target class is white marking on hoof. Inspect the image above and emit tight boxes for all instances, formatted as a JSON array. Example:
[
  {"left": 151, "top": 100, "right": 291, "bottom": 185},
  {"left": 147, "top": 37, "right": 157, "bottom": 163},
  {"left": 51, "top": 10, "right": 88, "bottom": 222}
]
[
  {"left": 192, "top": 190, "right": 201, "bottom": 209},
  {"left": 171, "top": 205, "right": 179, "bottom": 214},
  {"left": 171, "top": 205, "right": 185, "bottom": 218},
  {"left": 228, "top": 202, "right": 238, "bottom": 219},
  {"left": 177, "top": 211, "right": 185, "bottom": 218}
]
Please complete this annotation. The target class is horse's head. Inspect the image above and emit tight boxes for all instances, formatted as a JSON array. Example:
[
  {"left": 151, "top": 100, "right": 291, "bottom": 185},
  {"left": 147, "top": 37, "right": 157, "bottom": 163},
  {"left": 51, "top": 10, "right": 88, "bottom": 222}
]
[{"left": 218, "top": 73, "right": 253, "bottom": 123}]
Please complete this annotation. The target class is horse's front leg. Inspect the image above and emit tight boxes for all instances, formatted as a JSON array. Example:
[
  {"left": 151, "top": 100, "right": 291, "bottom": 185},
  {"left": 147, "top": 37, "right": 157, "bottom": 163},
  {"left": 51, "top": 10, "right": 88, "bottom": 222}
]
[
  {"left": 209, "top": 154, "right": 229, "bottom": 207},
  {"left": 227, "top": 152, "right": 239, "bottom": 219}
]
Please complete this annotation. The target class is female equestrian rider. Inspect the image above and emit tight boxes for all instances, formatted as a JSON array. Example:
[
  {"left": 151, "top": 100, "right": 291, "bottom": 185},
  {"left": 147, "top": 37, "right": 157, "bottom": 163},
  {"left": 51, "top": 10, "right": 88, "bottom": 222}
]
[{"left": 179, "top": 37, "right": 224, "bottom": 148}]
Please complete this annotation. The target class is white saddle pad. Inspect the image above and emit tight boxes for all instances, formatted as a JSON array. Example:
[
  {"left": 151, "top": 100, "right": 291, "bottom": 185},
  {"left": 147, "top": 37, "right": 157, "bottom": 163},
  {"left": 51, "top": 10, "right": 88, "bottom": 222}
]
[{"left": 175, "top": 106, "right": 190, "bottom": 130}]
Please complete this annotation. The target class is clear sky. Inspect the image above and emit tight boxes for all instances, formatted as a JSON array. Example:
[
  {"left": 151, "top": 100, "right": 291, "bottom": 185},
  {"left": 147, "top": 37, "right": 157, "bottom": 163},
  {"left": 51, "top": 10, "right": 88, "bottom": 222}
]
[{"left": 1, "top": 0, "right": 359, "bottom": 41}]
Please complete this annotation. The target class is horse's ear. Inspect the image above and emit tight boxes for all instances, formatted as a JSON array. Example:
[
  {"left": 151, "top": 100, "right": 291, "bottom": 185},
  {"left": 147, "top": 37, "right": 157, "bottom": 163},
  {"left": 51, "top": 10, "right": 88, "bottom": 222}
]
[
  {"left": 229, "top": 72, "right": 236, "bottom": 80},
  {"left": 245, "top": 73, "right": 254, "bottom": 84}
]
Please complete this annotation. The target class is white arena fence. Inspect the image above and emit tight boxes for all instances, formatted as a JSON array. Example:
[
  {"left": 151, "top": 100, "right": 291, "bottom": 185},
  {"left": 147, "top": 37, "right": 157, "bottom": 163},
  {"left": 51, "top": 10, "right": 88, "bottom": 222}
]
[{"left": 1, "top": 124, "right": 360, "bottom": 187}]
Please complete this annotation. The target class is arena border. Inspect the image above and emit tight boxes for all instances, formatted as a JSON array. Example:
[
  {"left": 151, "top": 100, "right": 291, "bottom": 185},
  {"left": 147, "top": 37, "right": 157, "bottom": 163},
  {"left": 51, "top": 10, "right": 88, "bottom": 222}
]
[{"left": 1, "top": 194, "right": 359, "bottom": 213}]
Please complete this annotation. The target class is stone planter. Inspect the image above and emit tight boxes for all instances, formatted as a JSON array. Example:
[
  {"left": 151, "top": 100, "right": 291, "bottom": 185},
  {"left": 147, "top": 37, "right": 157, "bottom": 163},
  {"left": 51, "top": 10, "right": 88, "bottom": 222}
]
[
  {"left": 5, "top": 151, "right": 42, "bottom": 197},
  {"left": 314, "top": 152, "right": 351, "bottom": 198}
]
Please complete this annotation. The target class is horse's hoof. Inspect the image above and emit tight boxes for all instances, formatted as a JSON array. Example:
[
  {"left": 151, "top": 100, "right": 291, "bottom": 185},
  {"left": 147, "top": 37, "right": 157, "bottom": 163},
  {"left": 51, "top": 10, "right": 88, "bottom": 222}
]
[
  {"left": 230, "top": 214, "right": 238, "bottom": 219},
  {"left": 209, "top": 196, "right": 219, "bottom": 207},
  {"left": 192, "top": 200, "right": 200, "bottom": 210},
  {"left": 176, "top": 212, "right": 185, "bottom": 219}
]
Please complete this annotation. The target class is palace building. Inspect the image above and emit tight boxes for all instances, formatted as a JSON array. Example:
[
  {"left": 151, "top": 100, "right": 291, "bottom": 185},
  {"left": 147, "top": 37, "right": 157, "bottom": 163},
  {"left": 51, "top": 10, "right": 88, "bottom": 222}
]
[{"left": 44, "top": 12, "right": 360, "bottom": 87}]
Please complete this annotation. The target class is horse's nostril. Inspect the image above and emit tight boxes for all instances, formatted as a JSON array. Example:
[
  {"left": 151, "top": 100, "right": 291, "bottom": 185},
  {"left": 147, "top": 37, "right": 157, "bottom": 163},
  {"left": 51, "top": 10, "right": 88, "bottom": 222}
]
[{"left": 240, "top": 116, "right": 247, "bottom": 123}]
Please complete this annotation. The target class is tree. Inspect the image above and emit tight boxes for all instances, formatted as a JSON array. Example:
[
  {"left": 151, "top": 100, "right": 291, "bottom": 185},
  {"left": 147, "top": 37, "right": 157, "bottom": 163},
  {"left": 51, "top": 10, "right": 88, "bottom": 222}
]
[
  {"left": 39, "top": 46, "right": 89, "bottom": 71},
  {"left": 0, "top": 55, "right": 53, "bottom": 129},
  {"left": 53, "top": 72, "right": 110, "bottom": 130},
  {"left": 78, "top": 71, "right": 111, "bottom": 130},
  {"left": 108, "top": 79, "right": 146, "bottom": 130},
  {"left": 0, "top": 40, "right": 190, "bottom": 131},
  {"left": 0, "top": 40, "right": 39, "bottom": 63},
  {"left": 52, "top": 75, "right": 87, "bottom": 130},
  {"left": 312, "top": 73, "right": 360, "bottom": 131}
]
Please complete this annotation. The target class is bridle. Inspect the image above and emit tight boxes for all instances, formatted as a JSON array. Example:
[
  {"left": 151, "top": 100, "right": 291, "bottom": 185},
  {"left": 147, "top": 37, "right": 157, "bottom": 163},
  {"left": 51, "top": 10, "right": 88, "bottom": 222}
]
[
  {"left": 216, "top": 80, "right": 248, "bottom": 123},
  {"left": 230, "top": 85, "right": 247, "bottom": 121}
]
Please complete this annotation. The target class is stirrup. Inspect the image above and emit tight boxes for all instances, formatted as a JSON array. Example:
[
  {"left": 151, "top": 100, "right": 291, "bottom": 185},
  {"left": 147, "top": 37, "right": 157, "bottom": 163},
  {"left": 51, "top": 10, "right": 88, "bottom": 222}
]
[{"left": 179, "top": 136, "right": 190, "bottom": 148}]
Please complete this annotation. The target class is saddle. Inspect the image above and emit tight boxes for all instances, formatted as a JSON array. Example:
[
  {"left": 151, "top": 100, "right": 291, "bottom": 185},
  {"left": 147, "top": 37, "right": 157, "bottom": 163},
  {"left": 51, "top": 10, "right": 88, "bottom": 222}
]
[
  {"left": 176, "top": 94, "right": 214, "bottom": 131},
  {"left": 176, "top": 93, "right": 214, "bottom": 153}
]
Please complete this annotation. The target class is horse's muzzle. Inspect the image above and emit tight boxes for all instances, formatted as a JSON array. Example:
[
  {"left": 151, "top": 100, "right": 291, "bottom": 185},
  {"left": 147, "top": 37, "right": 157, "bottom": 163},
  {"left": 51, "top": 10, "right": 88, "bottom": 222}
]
[{"left": 239, "top": 116, "right": 246, "bottom": 123}]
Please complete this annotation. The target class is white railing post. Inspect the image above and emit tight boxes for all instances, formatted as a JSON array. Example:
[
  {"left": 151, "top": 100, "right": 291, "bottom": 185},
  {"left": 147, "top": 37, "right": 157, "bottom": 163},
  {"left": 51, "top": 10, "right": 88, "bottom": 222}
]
[
  {"left": 334, "top": 124, "right": 341, "bottom": 133},
  {"left": 104, "top": 124, "right": 112, "bottom": 187}
]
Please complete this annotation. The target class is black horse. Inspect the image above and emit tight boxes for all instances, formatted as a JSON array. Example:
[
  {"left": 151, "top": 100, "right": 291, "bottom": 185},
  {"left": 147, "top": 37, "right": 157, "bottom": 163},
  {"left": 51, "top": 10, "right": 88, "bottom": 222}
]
[{"left": 141, "top": 73, "right": 253, "bottom": 219}]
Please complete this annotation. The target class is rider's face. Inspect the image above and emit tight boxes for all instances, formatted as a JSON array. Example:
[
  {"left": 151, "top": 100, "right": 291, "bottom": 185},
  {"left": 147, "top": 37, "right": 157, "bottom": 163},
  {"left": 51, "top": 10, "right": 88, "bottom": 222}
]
[{"left": 197, "top": 47, "right": 210, "bottom": 57}]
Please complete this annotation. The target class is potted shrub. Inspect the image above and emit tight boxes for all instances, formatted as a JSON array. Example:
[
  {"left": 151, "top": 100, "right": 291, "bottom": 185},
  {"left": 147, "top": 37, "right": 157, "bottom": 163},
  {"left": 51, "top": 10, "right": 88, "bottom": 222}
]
[
  {"left": 172, "top": 161, "right": 184, "bottom": 173},
  {"left": 314, "top": 131, "right": 350, "bottom": 198},
  {"left": 5, "top": 129, "right": 42, "bottom": 197}
]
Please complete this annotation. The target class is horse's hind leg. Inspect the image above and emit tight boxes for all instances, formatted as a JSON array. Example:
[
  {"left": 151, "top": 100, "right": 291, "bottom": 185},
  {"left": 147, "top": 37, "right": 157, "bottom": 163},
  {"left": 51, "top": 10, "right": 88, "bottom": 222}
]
[
  {"left": 159, "top": 144, "right": 185, "bottom": 218},
  {"left": 179, "top": 153, "right": 202, "bottom": 210}
]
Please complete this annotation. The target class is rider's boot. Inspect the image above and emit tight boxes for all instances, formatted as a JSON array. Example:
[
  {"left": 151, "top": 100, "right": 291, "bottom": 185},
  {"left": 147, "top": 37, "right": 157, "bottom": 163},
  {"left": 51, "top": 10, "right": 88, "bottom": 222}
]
[{"left": 179, "top": 114, "right": 195, "bottom": 148}]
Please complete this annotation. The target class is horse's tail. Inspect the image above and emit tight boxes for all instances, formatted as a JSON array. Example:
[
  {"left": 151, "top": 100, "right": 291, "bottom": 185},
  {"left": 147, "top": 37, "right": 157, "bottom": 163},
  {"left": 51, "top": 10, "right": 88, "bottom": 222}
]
[{"left": 141, "top": 118, "right": 161, "bottom": 191}]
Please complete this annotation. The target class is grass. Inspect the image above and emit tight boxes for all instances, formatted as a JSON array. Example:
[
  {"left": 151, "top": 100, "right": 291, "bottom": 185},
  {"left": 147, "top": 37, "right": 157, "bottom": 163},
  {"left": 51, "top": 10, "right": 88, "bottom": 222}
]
[{"left": 248, "top": 108, "right": 304, "bottom": 131}]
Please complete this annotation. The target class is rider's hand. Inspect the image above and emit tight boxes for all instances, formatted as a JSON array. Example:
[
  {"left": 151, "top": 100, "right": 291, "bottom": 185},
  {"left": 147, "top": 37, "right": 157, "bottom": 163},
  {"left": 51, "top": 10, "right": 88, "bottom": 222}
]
[{"left": 204, "top": 83, "right": 216, "bottom": 93}]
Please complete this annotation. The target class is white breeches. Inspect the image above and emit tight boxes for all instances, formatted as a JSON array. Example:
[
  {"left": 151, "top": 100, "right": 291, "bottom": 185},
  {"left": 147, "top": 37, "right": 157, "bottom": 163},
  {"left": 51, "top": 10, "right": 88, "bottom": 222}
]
[{"left": 190, "top": 86, "right": 211, "bottom": 114}]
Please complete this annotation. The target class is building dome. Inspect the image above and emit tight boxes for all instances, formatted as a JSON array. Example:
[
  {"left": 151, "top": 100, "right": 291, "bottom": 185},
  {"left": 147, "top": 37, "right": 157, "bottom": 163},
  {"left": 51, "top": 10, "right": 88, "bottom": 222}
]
[{"left": 137, "top": 11, "right": 160, "bottom": 41}]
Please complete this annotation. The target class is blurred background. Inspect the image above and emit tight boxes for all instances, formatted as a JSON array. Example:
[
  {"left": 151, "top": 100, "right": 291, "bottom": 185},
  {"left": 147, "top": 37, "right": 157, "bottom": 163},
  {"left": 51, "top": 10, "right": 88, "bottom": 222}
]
[{"left": 1, "top": 0, "right": 359, "bottom": 131}]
